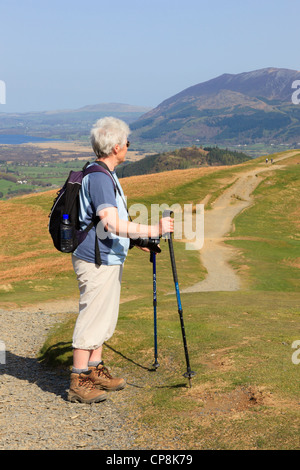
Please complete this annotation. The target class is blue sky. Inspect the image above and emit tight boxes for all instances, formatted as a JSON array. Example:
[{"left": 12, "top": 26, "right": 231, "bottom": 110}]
[{"left": 0, "top": 0, "right": 299, "bottom": 113}]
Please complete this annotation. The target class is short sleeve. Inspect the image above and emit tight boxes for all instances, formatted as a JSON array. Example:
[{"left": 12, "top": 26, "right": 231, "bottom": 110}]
[{"left": 87, "top": 171, "right": 117, "bottom": 214}]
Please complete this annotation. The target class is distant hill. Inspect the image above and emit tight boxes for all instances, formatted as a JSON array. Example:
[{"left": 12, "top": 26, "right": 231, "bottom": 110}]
[
  {"left": 131, "top": 68, "right": 300, "bottom": 147},
  {"left": 0, "top": 103, "right": 152, "bottom": 141},
  {"left": 116, "top": 146, "right": 250, "bottom": 178},
  {"left": 73, "top": 103, "right": 151, "bottom": 114}
]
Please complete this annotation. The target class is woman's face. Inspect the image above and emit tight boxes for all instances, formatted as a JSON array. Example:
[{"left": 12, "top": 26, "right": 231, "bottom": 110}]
[{"left": 115, "top": 141, "right": 128, "bottom": 165}]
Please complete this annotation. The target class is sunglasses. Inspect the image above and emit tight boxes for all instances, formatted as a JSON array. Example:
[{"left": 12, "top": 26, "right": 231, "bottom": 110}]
[{"left": 126, "top": 140, "right": 130, "bottom": 148}]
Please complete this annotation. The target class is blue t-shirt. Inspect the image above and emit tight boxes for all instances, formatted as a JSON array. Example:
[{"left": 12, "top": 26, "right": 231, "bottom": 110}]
[{"left": 73, "top": 162, "right": 130, "bottom": 265}]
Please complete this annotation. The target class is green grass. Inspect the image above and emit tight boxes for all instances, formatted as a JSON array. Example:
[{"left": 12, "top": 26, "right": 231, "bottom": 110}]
[
  {"left": 0, "top": 273, "right": 78, "bottom": 306},
  {"left": 38, "top": 290, "right": 300, "bottom": 449},
  {"left": 40, "top": 289, "right": 300, "bottom": 394},
  {"left": 116, "top": 291, "right": 299, "bottom": 450}
]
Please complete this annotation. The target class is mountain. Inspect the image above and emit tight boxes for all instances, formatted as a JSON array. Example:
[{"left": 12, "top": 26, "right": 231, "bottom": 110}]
[
  {"left": 131, "top": 68, "right": 300, "bottom": 147},
  {"left": 116, "top": 146, "right": 250, "bottom": 178}
]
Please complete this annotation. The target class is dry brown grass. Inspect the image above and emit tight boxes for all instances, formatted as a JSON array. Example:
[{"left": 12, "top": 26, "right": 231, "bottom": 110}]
[
  {"left": 283, "top": 257, "right": 300, "bottom": 269},
  {"left": 0, "top": 197, "right": 72, "bottom": 284},
  {"left": 120, "top": 165, "right": 225, "bottom": 198},
  {"left": 0, "top": 257, "right": 73, "bottom": 283}
]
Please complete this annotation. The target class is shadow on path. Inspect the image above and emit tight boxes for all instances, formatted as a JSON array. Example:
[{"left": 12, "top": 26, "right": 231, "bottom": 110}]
[{"left": 0, "top": 350, "right": 69, "bottom": 400}]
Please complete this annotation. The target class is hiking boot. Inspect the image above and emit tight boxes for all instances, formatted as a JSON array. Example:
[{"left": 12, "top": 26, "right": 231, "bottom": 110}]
[
  {"left": 88, "top": 363, "right": 126, "bottom": 391},
  {"left": 67, "top": 370, "right": 107, "bottom": 404}
]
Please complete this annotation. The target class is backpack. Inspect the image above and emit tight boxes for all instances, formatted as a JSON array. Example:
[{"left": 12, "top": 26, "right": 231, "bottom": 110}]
[{"left": 48, "top": 161, "right": 115, "bottom": 265}]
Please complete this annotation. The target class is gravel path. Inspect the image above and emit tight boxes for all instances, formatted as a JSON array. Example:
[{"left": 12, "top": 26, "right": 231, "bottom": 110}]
[{"left": 0, "top": 306, "right": 138, "bottom": 450}]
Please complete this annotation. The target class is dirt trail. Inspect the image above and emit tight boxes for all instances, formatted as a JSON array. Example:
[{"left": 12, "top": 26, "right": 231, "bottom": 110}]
[{"left": 182, "top": 151, "right": 298, "bottom": 293}]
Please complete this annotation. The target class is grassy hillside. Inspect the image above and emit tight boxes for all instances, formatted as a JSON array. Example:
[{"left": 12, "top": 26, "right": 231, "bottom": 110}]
[{"left": 1, "top": 151, "right": 299, "bottom": 450}]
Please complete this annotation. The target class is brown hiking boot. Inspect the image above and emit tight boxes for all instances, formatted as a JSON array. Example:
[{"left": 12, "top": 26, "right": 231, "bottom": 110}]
[
  {"left": 67, "top": 371, "right": 107, "bottom": 404},
  {"left": 88, "top": 364, "right": 126, "bottom": 391}
]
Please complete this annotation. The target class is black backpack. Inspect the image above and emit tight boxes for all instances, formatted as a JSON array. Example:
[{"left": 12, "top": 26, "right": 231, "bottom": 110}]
[{"left": 48, "top": 161, "right": 115, "bottom": 265}]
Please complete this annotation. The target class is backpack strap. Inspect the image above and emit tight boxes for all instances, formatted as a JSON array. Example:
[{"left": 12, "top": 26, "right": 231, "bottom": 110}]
[
  {"left": 93, "top": 160, "right": 132, "bottom": 222},
  {"left": 92, "top": 160, "right": 135, "bottom": 259}
]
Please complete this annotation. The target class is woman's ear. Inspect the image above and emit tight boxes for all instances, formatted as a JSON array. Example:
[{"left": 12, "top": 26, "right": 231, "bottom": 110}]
[{"left": 113, "top": 144, "right": 120, "bottom": 154}]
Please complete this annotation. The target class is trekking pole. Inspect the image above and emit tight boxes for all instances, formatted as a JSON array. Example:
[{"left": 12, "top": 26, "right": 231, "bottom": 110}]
[
  {"left": 162, "top": 210, "right": 196, "bottom": 388},
  {"left": 150, "top": 251, "right": 159, "bottom": 370}
]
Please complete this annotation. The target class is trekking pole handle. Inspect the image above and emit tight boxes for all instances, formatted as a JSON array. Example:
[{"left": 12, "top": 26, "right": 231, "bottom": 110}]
[{"left": 162, "top": 209, "right": 174, "bottom": 238}]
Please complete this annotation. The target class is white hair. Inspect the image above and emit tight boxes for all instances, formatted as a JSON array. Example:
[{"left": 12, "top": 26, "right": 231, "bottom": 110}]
[{"left": 90, "top": 116, "right": 131, "bottom": 158}]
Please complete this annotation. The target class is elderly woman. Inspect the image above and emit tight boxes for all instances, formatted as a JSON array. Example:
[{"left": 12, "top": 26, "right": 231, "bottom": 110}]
[{"left": 68, "top": 117, "right": 173, "bottom": 404}]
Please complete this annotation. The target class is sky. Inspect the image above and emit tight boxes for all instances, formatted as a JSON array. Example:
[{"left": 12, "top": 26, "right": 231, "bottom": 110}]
[{"left": 0, "top": 0, "right": 299, "bottom": 113}]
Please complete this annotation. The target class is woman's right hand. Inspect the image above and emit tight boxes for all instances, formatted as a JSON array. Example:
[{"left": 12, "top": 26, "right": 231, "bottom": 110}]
[{"left": 159, "top": 216, "right": 174, "bottom": 237}]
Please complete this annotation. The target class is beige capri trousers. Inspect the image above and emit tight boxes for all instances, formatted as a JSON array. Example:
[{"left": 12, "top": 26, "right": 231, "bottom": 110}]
[{"left": 72, "top": 255, "right": 123, "bottom": 350}]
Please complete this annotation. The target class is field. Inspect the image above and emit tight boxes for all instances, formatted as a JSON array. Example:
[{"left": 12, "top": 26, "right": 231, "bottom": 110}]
[
  {"left": 0, "top": 142, "right": 147, "bottom": 199},
  {"left": 0, "top": 150, "right": 299, "bottom": 450}
]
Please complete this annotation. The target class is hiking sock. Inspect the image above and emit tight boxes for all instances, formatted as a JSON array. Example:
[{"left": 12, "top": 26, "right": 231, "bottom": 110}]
[
  {"left": 88, "top": 360, "right": 104, "bottom": 367},
  {"left": 72, "top": 367, "right": 89, "bottom": 374}
]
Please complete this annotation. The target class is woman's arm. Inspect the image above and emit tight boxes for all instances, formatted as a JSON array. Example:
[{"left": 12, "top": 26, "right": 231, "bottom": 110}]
[{"left": 98, "top": 206, "right": 174, "bottom": 239}]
